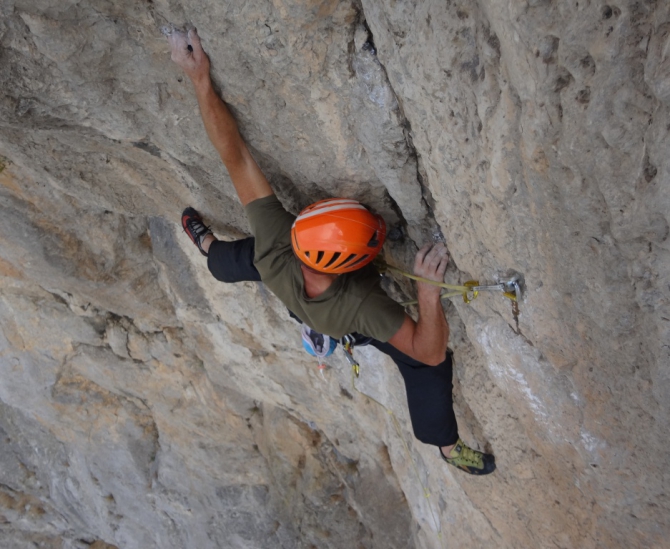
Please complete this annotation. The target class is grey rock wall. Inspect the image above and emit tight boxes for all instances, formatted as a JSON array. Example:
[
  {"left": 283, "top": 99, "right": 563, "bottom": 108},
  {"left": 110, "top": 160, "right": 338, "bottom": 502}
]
[{"left": 0, "top": 0, "right": 668, "bottom": 548}]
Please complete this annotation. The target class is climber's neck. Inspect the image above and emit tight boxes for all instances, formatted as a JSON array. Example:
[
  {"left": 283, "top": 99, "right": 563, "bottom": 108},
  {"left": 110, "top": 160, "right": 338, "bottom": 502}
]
[{"left": 300, "top": 264, "right": 338, "bottom": 298}]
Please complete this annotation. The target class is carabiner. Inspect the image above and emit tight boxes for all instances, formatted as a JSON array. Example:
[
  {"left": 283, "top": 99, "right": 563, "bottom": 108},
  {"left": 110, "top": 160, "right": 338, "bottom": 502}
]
[{"left": 341, "top": 335, "right": 361, "bottom": 377}]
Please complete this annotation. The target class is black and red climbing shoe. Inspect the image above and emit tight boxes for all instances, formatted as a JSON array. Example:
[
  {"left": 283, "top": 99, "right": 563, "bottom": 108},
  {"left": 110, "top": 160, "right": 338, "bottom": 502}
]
[
  {"left": 181, "top": 207, "right": 212, "bottom": 257},
  {"left": 441, "top": 438, "right": 496, "bottom": 475}
]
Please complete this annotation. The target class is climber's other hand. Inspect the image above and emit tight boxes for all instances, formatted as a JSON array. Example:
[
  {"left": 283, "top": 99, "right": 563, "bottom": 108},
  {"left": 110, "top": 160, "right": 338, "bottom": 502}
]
[
  {"left": 168, "top": 28, "right": 210, "bottom": 84},
  {"left": 414, "top": 243, "right": 449, "bottom": 296}
]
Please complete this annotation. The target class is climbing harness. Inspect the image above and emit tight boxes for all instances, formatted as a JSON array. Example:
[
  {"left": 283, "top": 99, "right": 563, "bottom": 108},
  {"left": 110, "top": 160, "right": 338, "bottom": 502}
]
[
  {"left": 300, "top": 329, "right": 363, "bottom": 380},
  {"left": 301, "top": 324, "right": 337, "bottom": 380},
  {"left": 301, "top": 329, "right": 364, "bottom": 380}
]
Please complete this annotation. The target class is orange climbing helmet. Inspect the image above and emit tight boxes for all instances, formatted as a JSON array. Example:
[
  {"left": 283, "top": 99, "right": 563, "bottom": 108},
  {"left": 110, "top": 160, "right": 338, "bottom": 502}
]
[{"left": 291, "top": 198, "right": 386, "bottom": 274}]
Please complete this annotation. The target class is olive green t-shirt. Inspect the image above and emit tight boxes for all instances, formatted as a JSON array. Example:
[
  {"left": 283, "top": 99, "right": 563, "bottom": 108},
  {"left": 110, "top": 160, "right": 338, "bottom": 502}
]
[{"left": 245, "top": 195, "right": 406, "bottom": 341}]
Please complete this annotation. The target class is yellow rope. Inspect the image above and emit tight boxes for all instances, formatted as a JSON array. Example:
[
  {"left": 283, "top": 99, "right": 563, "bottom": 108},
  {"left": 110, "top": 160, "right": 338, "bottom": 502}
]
[
  {"left": 399, "top": 290, "right": 464, "bottom": 307},
  {"left": 382, "top": 263, "right": 473, "bottom": 292},
  {"left": 377, "top": 258, "right": 519, "bottom": 306}
]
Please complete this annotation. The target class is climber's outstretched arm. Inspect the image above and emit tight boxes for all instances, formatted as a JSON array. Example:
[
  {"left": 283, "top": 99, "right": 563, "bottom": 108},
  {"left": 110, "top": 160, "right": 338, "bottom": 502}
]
[
  {"left": 387, "top": 243, "right": 450, "bottom": 366},
  {"left": 168, "top": 29, "right": 273, "bottom": 206}
]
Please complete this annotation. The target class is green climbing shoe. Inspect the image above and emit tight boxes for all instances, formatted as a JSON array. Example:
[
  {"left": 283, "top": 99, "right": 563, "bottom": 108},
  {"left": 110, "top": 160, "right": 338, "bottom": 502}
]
[{"left": 441, "top": 438, "right": 496, "bottom": 475}]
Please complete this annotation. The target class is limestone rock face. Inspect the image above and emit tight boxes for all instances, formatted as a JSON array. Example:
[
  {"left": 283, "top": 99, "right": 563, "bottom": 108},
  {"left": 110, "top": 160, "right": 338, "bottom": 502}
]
[{"left": 0, "top": 1, "right": 668, "bottom": 548}]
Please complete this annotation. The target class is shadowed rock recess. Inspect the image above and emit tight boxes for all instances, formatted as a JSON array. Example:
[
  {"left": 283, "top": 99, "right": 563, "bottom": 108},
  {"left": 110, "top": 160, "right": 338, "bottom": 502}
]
[{"left": 0, "top": 0, "right": 668, "bottom": 547}]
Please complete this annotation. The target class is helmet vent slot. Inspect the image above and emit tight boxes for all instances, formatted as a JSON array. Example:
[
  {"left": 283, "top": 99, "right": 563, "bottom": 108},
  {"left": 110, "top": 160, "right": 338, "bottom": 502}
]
[
  {"left": 347, "top": 254, "right": 370, "bottom": 269},
  {"left": 316, "top": 251, "right": 325, "bottom": 264},
  {"left": 367, "top": 231, "right": 380, "bottom": 248},
  {"left": 304, "top": 251, "right": 310, "bottom": 258},
  {"left": 324, "top": 252, "right": 341, "bottom": 268},
  {"left": 336, "top": 253, "right": 358, "bottom": 268}
]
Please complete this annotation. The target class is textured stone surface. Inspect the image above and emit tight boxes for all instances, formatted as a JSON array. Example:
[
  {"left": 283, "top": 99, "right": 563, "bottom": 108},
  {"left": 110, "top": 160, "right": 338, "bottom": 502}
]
[{"left": 1, "top": 0, "right": 669, "bottom": 548}]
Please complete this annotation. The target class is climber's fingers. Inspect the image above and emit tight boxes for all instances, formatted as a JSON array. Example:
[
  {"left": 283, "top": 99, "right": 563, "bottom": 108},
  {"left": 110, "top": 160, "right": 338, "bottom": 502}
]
[
  {"left": 168, "top": 29, "right": 189, "bottom": 63},
  {"left": 424, "top": 243, "right": 448, "bottom": 273},
  {"left": 414, "top": 242, "right": 449, "bottom": 290},
  {"left": 188, "top": 28, "right": 203, "bottom": 58},
  {"left": 435, "top": 248, "right": 449, "bottom": 277},
  {"left": 167, "top": 28, "right": 211, "bottom": 82},
  {"left": 415, "top": 243, "right": 432, "bottom": 266},
  {"left": 415, "top": 242, "right": 447, "bottom": 272}
]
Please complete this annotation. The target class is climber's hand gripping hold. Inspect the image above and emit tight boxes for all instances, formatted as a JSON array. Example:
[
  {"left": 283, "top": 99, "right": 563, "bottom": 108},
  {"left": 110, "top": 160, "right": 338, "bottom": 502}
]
[
  {"left": 414, "top": 242, "right": 450, "bottom": 295},
  {"left": 167, "top": 28, "right": 210, "bottom": 84}
]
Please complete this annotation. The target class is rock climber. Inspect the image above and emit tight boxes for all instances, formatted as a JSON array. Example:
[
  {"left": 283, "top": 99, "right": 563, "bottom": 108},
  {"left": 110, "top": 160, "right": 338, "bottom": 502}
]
[{"left": 167, "top": 27, "right": 495, "bottom": 475}]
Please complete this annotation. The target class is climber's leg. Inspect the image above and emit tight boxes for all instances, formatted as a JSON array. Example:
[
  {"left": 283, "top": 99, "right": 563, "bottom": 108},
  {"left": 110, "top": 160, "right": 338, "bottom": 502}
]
[
  {"left": 368, "top": 340, "right": 459, "bottom": 448},
  {"left": 207, "top": 237, "right": 262, "bottom": 283},
  {"left": 180, "top": 206, "right": 261, "bottom": 283}
]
